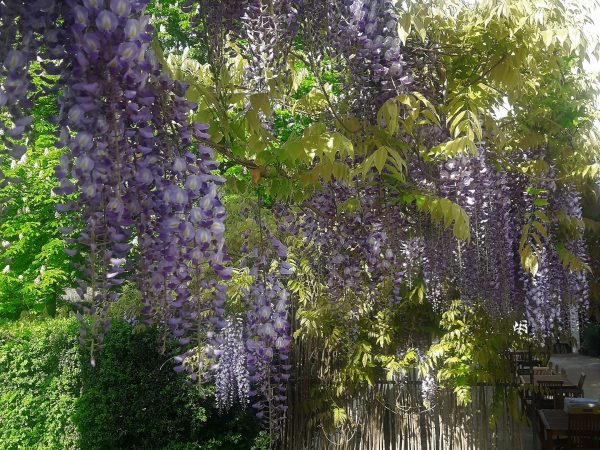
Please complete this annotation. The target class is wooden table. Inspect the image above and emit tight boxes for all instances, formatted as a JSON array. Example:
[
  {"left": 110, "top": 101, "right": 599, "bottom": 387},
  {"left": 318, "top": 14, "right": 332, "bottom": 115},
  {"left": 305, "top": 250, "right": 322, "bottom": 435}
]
[
  {"left": 519, "top": 374, "right": 573, "bottom": 386},
  {"left": 538, "top": 409, "right": 568, "bottom": 450}
]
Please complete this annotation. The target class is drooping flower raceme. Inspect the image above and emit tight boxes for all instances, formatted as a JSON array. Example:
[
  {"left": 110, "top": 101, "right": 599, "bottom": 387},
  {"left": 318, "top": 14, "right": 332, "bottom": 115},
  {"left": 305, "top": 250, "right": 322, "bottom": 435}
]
[
  {"left": 211, "top": 209, "right": 293, "bottom": 432},
  {"left": 49, "top": 0, "right": 229, "bottom": 358}
]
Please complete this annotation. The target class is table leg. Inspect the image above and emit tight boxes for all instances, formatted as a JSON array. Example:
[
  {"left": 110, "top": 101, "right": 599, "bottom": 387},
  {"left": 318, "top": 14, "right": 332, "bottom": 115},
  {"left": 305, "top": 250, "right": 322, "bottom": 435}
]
[{"left": 537, "top": 415, "right": 550, "bottom": 450}]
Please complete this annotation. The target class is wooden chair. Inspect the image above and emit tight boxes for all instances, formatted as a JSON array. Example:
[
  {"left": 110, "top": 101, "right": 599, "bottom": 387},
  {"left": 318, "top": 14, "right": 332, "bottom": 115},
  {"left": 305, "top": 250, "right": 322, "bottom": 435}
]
[
  {"left": 540, "top": 350, "right": 552, "bottom": 367},
  {"left": 552, "top": 386, "right": 584, "bottom": 410},
  {"left": 566, "top": 413, "right": 600, "bottom": 449},
  {"left": 577, "top": 373, "right": 586, "bottom": 393},
  {"left": 534, "top": 367, "right": 552, "bottom": 375},
  {"left": 516, "top": 359, "right": 544, "bottom": 377},
  {"left": 509, "top": 351, "right": 535, "bottom": 383},
  {"left": 534, "top": 381, "right": 567, "bottom": 410}
]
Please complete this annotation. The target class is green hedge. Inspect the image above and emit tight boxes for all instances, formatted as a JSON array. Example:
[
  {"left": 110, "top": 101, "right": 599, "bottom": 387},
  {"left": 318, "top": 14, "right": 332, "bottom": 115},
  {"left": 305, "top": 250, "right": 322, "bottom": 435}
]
[
  {"left": 0, "top": 318, "right": 80, "bottom": 449},
  {"left": 0, "top": 317, "right": 266, "bottom": 450},
  {"left": 581, "top": 321, "right": 600, "bottom": 357}
]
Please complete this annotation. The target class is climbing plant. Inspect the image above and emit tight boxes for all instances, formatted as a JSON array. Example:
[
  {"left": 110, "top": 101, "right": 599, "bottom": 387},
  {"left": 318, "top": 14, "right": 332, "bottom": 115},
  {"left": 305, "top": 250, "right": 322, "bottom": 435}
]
[{"left": 1, "top": 0, "right": 599, "bottom": 442}]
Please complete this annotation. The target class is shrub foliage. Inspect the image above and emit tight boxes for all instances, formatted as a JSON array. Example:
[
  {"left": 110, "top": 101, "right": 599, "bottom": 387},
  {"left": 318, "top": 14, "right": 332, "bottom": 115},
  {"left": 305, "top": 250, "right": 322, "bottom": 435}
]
[{"left": 0, "top": 317, "right": 266, "bottom": 450}]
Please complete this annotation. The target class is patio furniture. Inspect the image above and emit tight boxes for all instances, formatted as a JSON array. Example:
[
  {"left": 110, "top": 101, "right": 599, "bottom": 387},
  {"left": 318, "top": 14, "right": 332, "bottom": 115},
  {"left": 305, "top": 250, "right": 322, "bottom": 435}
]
[
  {"left": 538, "top": 409, "right": 568, "bottom": 450},
  {"left": 520, "top": 374, "right": 571, "bottom": 386},
  {"left": 537, "top": 409, "right": 600, "bottom": 450},
  {"left": 520, "top": 374, "right": 573, "bottom": 415},
  {"left": 563, "top": 398, "right": 600, "bottom": 414},
  {"left": 509, "top": 350, "right": 542, "bottom": 376},
  {"left": 516, "top": 360, "right": 544, "bottom": 376},
  {"left": 552, "top": 386, "right": 584, "bottom": 410},
  {"left": 566, "top": 413, "right": 600, "bottom": 449},
  {"left": 534, "top": 382, "right": 569, "bottom": 410},
  {"left": 578, "top": 373, "right": 587, "bottom": 393}
]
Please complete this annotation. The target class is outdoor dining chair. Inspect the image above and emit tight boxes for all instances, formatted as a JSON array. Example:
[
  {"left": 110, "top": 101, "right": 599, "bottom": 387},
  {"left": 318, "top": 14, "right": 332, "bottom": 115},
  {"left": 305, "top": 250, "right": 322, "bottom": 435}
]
[
  {"left": 534, "top": 367, "right": 552, "bottom": 375},
  {"left": 577, "top": 374, "right": 586, "bottom": 393},
  {"left": 534, "top": 382, "right": 568, "bottom": 410},
  {"left": 565, "top": 413, "right": 600, "bottom": 449},
  {"left": 552, "top": 386, "right": 585, "bottom": 410}
]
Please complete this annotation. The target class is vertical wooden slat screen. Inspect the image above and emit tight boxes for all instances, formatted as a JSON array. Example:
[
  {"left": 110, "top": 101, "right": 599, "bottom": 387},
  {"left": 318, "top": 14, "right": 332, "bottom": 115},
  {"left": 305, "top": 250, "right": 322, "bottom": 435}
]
[{"left": 281, "top": 370, "right": 527, "bottom": 450}]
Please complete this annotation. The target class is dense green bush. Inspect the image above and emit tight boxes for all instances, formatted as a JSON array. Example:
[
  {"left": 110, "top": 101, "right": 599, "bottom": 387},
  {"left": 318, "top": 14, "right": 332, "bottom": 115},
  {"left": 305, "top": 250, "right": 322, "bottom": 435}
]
[
  {"left": 0, "top": 317, "right": 81, "bottom": 449},
  {"left": 580, "top": 321, "right": 600, "bottom": 357},
  {"left": 75, "top": 320, "right": 266, "bottom": 449},
  {"left": 0, "top": 317, "right": 267, "bottom": 450}
]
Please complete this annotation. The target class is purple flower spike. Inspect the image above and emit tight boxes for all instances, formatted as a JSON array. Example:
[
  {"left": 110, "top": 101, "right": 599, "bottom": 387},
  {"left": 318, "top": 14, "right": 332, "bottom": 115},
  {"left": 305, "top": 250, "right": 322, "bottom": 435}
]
[
  {"left": 76, "top": 155, "right": 95, "bottom": 172},
  {"left": 172, "top": 156, "right": 187, "bottom": 172},
  {"left": 118, "top": 42, "right": 139, "bottom": 60},
  {"left": 82, "top": 183, "right": 96, "bottom": 198},
  {"left": 83, "top": 33, "right": 101, "bottom": 54},
  {"left": 74, "top": 131, "right": 93, "bottom": 150},
  {"left": 67, "top": 105, "right": 85, "bottom": 125}
]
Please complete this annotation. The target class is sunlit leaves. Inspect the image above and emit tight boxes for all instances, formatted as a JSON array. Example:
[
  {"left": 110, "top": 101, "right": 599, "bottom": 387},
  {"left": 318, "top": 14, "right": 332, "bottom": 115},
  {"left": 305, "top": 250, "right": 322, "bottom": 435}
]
[
  {"left": 377, "top": 99, "right": 399, "bottom": 135},
  {"left": 519, "top": 186, "right": 550, "bottom": 275},
  {"left": 404, "top": 193, "right": 471, "bottom": 241},
  {"left": 430, "top": 136, "right": 478, "bottom": 159},
  {"left": 281, "top": 123, "right": 355, "bottom": 182},
  {"left": 556, "top": 243, "right": 591, "bottom": 273}
]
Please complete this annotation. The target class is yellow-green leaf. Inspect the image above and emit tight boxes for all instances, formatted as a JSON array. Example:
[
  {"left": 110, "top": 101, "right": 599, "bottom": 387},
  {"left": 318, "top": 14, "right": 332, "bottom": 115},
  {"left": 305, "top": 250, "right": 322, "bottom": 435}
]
[{"left": 373, "top": 146, "right": 388, "bottom": 172}]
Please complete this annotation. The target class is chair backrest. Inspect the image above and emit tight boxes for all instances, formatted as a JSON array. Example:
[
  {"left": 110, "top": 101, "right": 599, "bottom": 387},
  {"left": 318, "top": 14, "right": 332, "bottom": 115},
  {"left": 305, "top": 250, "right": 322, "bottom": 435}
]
[
  {"left": 578, "top": 373, "right": 587, "bottom": 391},
  {"left": 533, "top": 367, "right": 551, "bottom": 375},
  {"left": 510, "top": 351, "right": 540, "bottom": 365},
  {"left": 511, "top": 351, "right": 529, "bottom": 362},
  {"left": 540, "top": 350, "right": 552, "bottom": 367},
  {"left": 568, "top": 413, "right": 600, "bottom": 448},
  {"left": 533, "top": 382, "right": 567, "bottom": 410},
  {"left": 538, "top": 380, "right": 565, "bottom": 389},
  {"left": 553, "top": 386, "right": 584, "bottom": 409}
]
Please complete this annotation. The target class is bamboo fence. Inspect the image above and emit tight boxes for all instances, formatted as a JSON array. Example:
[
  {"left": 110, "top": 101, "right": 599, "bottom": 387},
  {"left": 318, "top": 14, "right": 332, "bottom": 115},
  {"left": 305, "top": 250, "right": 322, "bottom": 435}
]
[
  {"left": 283, "top": 377, "right": 528, "bottom": 450},
  {"left": 281, "top": 340, "right": 529, "bottom": 450}
]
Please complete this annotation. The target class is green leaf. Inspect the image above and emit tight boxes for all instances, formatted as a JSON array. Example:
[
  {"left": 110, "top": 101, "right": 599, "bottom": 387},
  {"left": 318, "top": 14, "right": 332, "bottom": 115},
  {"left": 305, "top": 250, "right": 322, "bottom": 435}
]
[
  {"left": 531, "top": 221, "right": 548, "bottom": 239},
  {"left": 333, "top": 407, "right": 347, "bottom": 426},
  {"left": 398, "top": 13, "right": 411, "bottom": 44},
  {"left": 249, "top": 93, "right": 271, "bottom": 118},
  {"left": 377, "top": 99, "right": 399, "bottom": 135},
  {"left": 329, "top": 132, "right": 355, "bottom": 159},
  {"left": 373, "top": 146, "right": 388, "bottom": 172},
  {"left": 541, "top": 29, "right": 554, "bottom": 47}
]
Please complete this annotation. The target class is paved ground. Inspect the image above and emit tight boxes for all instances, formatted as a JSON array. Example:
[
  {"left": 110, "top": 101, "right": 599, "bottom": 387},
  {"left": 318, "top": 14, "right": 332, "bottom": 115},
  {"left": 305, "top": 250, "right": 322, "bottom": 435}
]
[{"left": 550, "top": 353, "right": 600, "bottom": 399}]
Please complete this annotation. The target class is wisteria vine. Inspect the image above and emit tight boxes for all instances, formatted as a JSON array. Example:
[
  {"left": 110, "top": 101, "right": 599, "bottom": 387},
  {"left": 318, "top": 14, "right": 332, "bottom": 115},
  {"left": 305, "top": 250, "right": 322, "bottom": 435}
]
[{"left": 1, "top": 0, "right": 596, "bottom": 440}]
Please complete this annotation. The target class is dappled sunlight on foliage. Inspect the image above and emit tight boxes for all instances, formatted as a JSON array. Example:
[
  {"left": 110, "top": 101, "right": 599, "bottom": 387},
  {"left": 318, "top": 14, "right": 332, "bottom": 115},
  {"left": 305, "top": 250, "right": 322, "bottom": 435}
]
[{"left": 1, "top": 0, "right": 599, "bottom": 446}]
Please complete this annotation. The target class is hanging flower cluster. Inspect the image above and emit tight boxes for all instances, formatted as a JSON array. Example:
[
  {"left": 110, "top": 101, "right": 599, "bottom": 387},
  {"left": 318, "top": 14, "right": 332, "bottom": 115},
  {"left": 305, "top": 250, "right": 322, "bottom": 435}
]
[
  {"left": 555, "top": 189, "right": 589, "bottom": 307},
  {"left": 343, "top": 0, "right": 410, "bottom": 108},
  {"left": 288, "top": 145, "right": 590, "bottom": 340},
  {"left": 0, "top": 0, "right": 229, "bottom": 360},
  {"left": 0, "top": 0, "right": 63, "bottom": 212},
  {"left": 287, "top": 0, "right": 411, "bottom": 113},
  {"left": 434, "top": 152, "right": 522, "bottom": 312},
  {"left": 2, "top": 0, "right": 596, "bottom": 439},
  {"left": 424, "top": 150, "right": 590, "bottom": 337},
  {"left": 212, "top": 210, "right": 293, "bottom": 432},
  {"left": 214, "top": 318, "right": 250, "bottom": 411},
  {"left": 238, "top": 0, "right": 301, "bottom": 89},
  {"left": 521, "top": 184, "right": 590, "bottom": 337},
  {"left": 301, "top": 181, "right": 405, "bottom": 307},
  {"left": 244, "top": 275, "right": 292, "bottom": 430}
]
